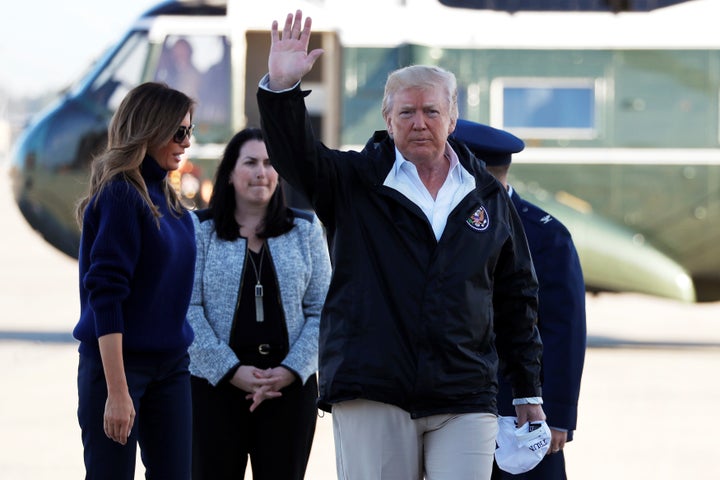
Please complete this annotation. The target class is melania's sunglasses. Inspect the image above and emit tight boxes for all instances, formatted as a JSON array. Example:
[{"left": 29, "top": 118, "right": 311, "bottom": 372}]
[{"left": 173, "top": 124, "right": 195, "bottom": 143}]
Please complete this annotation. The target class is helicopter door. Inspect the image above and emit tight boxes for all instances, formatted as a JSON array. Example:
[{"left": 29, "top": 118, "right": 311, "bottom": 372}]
[{"left": 243, "top": 30, "right": 341, "bottom": 148}]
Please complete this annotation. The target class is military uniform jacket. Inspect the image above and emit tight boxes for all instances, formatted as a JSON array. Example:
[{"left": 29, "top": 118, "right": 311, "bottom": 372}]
[
  {"left": 258, "top": 86, "right": 543, "bottom": 418},
  {"left": 496, "top": 191, "right": 587, "bottom": 440}
]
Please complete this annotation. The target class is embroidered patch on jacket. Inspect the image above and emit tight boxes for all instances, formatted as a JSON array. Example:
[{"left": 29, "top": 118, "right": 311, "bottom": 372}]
[{"left": 466, "top": 206, "right": 490, "bottom": 232}]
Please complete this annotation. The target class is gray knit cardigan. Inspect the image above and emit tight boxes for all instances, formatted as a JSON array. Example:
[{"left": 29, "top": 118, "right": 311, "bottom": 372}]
[{"left": 187, "top": 211, "right": 331, "bottom": 385}]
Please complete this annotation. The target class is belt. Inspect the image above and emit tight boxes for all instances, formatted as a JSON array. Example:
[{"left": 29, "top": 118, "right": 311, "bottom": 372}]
[
  {"left": 235, "top": 343, "right": 285, "bottom": 357},
  {"left": 237, "top": 343, "right": 284, "bottom": 356}
]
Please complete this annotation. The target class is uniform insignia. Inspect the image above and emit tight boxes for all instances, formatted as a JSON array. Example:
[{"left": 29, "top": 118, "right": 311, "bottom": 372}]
[
  {"left": 466, "top": 206, "right": 490, "bottom": 231},
  {"left": 540, "top": 214, "right": 553, "bottom": 224}
]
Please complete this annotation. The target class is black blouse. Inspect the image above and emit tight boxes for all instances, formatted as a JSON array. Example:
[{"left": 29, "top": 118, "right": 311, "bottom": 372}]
[{"left": 229, "top": 246, "right": 287, "bottom": 368}]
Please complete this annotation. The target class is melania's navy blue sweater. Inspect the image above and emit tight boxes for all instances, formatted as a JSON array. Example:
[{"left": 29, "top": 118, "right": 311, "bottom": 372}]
[{"left": 73, "top": 156, "right": 196, "bottom": 359}]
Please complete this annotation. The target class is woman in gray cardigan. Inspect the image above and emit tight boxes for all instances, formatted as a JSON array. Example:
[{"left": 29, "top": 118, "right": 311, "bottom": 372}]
[{"left": 187, "top": 128, "right": 331, "bottom": 480}]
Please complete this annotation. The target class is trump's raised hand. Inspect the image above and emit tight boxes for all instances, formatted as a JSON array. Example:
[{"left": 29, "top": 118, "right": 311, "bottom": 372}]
[{"left": 268, "top": 10, "right": 324, "bottom": 91}]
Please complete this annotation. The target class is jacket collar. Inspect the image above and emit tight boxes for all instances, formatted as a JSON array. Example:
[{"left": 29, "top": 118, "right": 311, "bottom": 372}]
[{"left": 362, "top": 130, "right": 499, "bottom": 194}]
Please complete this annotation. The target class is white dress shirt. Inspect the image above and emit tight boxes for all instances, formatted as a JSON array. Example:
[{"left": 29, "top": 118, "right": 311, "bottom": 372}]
[{"left": 383, "top": 144, "right": 475, "bottom": 241}]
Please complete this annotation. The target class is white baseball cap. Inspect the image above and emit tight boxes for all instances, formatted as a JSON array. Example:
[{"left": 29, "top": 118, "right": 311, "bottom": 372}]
[{"left": 494, "top": 416, "right": 551, "bottom": 474}]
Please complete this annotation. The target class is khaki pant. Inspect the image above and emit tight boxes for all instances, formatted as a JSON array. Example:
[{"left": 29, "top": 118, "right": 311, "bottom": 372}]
[{"left": 332, "top": 399, "right": 498, "bottom": 480}]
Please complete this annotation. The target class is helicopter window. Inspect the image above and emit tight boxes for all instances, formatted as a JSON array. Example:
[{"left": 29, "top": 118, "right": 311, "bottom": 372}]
[
  {"left": 87, "top": 31, "right": 151, "bottom": 112},
  {"left": 490, "top": 77, "right": 601, "bottom": 140},
  {"left": 154, "top": 35, "right": 231, "bottom": 143}
]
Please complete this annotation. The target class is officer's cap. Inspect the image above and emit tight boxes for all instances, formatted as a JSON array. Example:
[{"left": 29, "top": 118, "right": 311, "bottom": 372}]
[{"left": 452, "top": 119, "right": 524, "bottom": 166}]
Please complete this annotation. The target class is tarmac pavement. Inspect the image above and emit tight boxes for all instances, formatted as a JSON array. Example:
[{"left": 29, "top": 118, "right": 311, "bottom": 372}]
[{"left": 2, "top": 166, "right": 720, "bottom": 479}]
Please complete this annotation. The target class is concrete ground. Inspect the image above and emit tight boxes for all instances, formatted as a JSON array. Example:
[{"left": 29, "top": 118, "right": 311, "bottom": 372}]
[{"left": 2, "top": 167, "right": 719, "bottom": 479}]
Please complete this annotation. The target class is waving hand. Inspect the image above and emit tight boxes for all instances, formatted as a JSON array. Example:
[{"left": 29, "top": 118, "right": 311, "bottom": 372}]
[{"left": 268, "top": 10, "right": 324, "bottom": 91}]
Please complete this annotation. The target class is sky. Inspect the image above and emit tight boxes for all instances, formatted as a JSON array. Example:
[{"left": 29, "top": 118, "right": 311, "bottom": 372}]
[{"left": 0, "top": 0, "right": 159, "bottom": 97}]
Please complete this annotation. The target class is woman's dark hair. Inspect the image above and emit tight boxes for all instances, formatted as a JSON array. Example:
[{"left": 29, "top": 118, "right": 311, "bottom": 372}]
[{"left": 209, "top": 127, "right": 294, "bottom": 241}]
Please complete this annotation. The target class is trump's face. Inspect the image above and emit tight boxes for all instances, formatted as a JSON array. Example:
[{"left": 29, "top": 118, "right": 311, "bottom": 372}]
[{"left": 385, "top": 86, "right": 455, "bottom": 166}]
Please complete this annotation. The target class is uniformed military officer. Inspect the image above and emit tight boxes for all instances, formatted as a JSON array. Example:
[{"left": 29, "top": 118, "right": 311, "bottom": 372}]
[{"left": 454, "top": 119, "right": 587, "bottom": 480}]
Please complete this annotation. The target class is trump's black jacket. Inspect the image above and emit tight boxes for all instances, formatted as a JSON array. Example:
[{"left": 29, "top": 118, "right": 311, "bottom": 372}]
[{"left": 258, "top": 85, "right": 542, "bottom": 418}]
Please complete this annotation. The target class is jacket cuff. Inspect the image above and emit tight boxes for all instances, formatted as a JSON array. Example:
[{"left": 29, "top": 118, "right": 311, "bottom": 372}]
[{"left": 219, "top": 362, "right": 241, "bottom": 385}]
